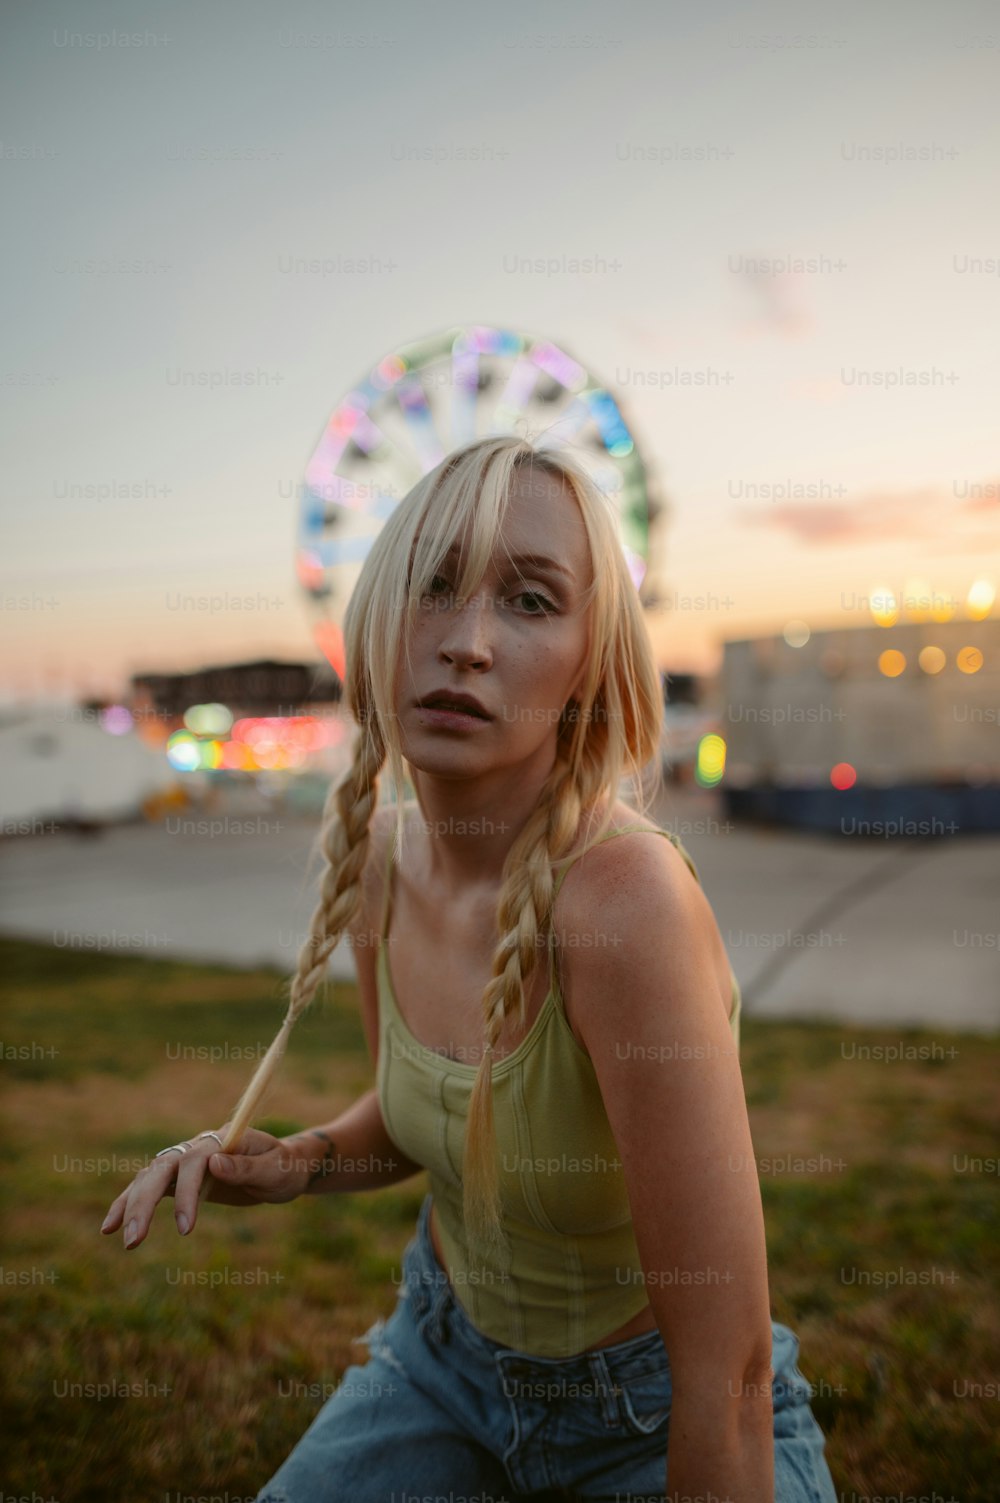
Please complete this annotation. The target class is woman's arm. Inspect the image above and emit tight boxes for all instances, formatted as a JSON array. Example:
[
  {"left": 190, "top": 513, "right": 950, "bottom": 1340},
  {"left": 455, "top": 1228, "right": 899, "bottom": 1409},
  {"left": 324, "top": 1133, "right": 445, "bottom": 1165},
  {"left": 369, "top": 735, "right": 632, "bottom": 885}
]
[
  {"left": 561, "top": 832, "right": 775, "bottom": 1502},
  {"left": 280, "top": 1087, "right": 425, "bottom": 1194},
  {"left": 280, "top": 804, "right": 425, "bottom": 1194}
]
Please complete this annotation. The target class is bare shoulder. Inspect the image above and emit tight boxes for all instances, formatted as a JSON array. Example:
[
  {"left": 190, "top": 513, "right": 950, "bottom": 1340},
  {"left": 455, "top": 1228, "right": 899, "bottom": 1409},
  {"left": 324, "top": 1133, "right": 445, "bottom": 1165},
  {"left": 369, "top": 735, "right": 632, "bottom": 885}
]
[
  {"left": 553, "top": 801, "right": 695, "bottom": 914},
  {"left": 552, "top": 802, "right": 733, "bottom": 1029}
]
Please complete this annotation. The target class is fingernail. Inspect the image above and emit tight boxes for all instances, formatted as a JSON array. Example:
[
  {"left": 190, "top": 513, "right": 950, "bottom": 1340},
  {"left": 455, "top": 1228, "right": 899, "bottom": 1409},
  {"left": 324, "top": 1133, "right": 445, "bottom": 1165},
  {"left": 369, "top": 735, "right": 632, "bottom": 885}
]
[
  {"left": 101, "top": 1213, "right": 113, "bottom": 1232},
  {"left": 124, "top": 1220, "right": 138, "bottom": 1248},
  {"left": 176, "top": 1212, "right": 189, "bottom": 1235}
]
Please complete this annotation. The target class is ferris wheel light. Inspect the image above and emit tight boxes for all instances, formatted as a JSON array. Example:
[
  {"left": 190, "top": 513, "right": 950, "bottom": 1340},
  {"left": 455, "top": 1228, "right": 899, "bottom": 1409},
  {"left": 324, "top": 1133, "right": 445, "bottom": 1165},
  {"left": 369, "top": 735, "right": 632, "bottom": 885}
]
[
  {"left": 623, "top": 549, "right": 646, "bottom": 590},
  {"left": 299, "top": 324, "right": 653, "bottom": 670},
  {"left": 531, "top": 341, "right": 585, "bottom": 388},
  {"left": 332, "top": 406, "right": 360, "bottom": 433},
  {"left": 458, "top": 327, "right": 523, "bottom": 357},
  {"left": 373, "top": 355, "right": 406, "bottom": 390}
]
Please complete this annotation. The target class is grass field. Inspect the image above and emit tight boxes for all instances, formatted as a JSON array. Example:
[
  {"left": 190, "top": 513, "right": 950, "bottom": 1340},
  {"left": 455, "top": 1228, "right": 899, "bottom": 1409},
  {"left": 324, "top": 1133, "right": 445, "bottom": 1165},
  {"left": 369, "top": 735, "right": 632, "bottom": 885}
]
[{"left": 1, "top": 935, "right": 997, "bottom": 1501}]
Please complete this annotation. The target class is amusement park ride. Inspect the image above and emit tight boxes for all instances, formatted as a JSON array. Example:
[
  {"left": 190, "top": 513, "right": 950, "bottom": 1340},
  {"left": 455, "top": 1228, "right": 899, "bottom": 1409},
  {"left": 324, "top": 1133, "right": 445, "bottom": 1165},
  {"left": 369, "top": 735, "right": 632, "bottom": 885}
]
[
  {"left": 141, "top": 323, "right": 995, "bottom": 837},
  {"left": 293, "top": 323, "right": 668, "bottom": 682}
]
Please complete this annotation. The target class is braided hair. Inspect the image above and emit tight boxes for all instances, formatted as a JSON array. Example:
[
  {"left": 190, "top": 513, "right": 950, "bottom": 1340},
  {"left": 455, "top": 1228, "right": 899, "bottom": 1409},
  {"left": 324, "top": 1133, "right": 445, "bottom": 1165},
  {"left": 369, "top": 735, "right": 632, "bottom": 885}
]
[{"left": 217, "top": 435, "right": 664, "bottom": 1261}]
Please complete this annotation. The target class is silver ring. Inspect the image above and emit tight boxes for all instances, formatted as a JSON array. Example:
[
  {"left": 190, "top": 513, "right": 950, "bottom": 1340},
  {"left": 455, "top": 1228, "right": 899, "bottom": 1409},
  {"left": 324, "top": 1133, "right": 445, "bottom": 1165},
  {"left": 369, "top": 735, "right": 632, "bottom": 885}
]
[
  {"left": 196, "top": 1132, "right": 225, "bottom": 1148},
  {"left": 154, "top": 1142, "right": 190, "bottom": 1159}
]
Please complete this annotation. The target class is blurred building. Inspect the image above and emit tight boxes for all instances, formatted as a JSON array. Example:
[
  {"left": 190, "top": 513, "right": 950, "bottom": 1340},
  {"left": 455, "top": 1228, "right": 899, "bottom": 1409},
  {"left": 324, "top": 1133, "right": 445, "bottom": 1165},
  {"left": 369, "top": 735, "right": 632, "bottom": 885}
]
[
  {"left": 0, "top": 658, "right": 352, "bottom": 836},
  {"left": 661, "top": 670, "right": 699, "bottom": 707},
  {"left": 130, "top": 657, "right": 340, "bottom": 720},
  {"left": 717, "top": 617, "right": 999, "bottom": 832},
  {"left": 659, "top": 670, "right": 718, "bottom": 781},
  {"left": 125, "top": 657, "right": 349, "bottom": 799},
  {"left": 0, "top": 705, "right": 176, "bottom": 833}
]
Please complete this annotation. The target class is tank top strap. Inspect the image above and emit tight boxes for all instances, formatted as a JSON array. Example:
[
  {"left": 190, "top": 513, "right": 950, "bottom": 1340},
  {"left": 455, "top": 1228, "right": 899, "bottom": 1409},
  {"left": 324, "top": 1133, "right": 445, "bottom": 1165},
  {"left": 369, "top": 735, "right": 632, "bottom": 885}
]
[
  {"left": 379, "top": 831, "right": 396, "bottom": 943},
  {"left": 378, "top": 819, "right": 703, "bottom": 979}
]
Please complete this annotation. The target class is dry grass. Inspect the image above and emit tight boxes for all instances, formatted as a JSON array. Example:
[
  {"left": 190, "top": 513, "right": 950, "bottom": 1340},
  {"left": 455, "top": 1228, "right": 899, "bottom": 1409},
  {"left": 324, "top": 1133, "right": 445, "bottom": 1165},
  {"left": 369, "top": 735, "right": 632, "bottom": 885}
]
[{"left": 0, "top": 937, "right": 997, "bottom": 1500}]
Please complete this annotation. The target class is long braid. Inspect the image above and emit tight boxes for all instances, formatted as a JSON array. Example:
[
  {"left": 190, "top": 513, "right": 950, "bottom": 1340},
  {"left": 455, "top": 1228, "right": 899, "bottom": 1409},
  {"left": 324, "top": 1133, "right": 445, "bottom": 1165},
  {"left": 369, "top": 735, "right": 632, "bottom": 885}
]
[
  {"left": 198, "top": 722, "right": 387, "bottom": 1195},
  {"left": 197, "top": 431, "right": 664, "bottom": 1251},
  {"left": 462, "top": 743, "right": 605, "bottom": 1260}
]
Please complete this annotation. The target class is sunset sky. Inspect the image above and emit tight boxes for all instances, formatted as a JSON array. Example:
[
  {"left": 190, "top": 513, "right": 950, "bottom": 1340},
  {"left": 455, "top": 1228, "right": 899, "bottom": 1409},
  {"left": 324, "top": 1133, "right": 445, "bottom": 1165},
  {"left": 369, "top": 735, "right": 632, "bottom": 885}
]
[{"left": 2, "top": 0, "right": 998, "bottom": 704}]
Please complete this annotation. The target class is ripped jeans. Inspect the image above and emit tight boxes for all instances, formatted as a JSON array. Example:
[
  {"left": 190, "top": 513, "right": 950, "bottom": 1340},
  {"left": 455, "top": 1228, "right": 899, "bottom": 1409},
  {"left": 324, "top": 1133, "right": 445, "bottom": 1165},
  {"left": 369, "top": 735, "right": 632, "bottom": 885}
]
[{"left": 255, "top": 1191, "right": 838, "bottom": 1502}]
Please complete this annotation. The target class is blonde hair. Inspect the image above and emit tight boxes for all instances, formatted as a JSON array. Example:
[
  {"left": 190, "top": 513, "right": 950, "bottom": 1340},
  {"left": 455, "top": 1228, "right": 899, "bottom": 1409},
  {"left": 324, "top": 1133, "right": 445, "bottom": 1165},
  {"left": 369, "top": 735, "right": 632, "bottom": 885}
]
[{"left": 216, "top": 434, "right": 664, "bottom": 1261}]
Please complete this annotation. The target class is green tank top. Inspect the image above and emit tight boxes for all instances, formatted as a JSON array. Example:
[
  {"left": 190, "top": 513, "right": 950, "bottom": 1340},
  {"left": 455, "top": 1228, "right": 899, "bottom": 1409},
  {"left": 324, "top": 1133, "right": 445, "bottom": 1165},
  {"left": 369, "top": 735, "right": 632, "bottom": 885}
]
[{"left": 374, "top": 822, "right": 742, "bottom": 1358}]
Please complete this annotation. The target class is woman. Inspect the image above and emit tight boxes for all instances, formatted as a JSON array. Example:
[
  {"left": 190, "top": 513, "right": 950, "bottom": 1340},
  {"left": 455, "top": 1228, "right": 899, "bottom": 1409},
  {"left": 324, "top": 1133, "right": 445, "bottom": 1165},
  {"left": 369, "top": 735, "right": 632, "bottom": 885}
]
[{"left": 101, "top": 436, "right": 838, "bottom": 1502}]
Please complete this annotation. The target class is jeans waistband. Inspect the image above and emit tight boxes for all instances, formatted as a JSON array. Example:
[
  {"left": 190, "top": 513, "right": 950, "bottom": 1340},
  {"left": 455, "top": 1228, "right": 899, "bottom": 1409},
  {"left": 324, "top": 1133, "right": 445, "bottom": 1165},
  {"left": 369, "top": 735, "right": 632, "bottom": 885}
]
[{"left": 403, "top": 1192, "right": 673, "bottom": 1387}]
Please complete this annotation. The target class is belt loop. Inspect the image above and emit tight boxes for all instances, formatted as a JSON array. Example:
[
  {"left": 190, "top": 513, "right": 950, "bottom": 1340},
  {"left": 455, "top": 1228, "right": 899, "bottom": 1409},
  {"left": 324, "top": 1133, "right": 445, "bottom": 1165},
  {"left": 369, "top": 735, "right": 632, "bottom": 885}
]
[{"left": 587, "top": 1351, "right": 620, "bottom": 1427}]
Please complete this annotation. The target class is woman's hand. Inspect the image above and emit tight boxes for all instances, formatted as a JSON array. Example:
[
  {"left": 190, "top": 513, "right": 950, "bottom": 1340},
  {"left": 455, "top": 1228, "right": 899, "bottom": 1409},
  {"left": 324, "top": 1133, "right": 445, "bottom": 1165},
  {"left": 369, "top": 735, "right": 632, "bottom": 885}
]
[{"left": 99, "top": 1124, "right": 312, "bottom": 1249}]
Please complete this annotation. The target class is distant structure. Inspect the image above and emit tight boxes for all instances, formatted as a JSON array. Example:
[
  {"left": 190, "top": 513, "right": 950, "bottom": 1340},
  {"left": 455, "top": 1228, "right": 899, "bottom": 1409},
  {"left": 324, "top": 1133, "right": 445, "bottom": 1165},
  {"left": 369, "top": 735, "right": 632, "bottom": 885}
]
[
  {"left": 717, "top": 617, "right": 999, "bottom": 833},
  {"left": 131, "top": 657, "right": 340, "bottom": 721},
  {"left": 127, "top": 658, "right": 345, "bottom": 781},
  {"left": 661, "top": 671, "right": 700, "bottom": 707}
]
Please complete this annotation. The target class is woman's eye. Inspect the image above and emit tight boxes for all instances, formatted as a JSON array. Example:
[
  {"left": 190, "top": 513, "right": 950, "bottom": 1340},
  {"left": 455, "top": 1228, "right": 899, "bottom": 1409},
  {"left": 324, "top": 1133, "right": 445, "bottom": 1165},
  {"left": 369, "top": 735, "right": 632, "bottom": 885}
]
[
  {"left": 420, "top": 576, "right": 554, "bottom": 615},
  {"left": 513, "top": 590, "right": 554, "bottom": 615}
]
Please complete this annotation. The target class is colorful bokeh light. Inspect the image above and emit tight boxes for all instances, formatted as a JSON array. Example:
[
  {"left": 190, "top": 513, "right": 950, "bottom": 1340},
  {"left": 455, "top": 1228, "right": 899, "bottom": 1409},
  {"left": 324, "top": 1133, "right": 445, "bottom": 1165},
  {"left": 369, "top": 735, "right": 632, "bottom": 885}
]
[
  {"left": 100, "top": 705, "right": 133, "bottom": 735},
  {"left": 966, "top": 580, "right": 995, "bottom": 620},
  {"left": 870, "top": 589, "right": 898, "bottom": 627},
  {"left": 166, "top": 731, "right": 201, "bottom": 772},
  {"left": 695, "top": 733, "right": 726, "bottom": 788},
  {"left": 878, "top": 649, "right": 906, "bottom": 677},
  {"left": 164, "top": 715, "right": 337, "bottom": 773},
  {"left": 183, "top": 702, "right": 234, "bottom": 737}
]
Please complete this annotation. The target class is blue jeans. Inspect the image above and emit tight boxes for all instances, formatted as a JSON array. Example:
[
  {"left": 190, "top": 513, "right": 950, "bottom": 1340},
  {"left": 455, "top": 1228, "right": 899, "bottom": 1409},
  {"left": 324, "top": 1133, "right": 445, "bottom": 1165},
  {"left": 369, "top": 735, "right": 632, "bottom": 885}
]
[{"left": 255, "top": 1191, "right": 838, "bottom": 1502}]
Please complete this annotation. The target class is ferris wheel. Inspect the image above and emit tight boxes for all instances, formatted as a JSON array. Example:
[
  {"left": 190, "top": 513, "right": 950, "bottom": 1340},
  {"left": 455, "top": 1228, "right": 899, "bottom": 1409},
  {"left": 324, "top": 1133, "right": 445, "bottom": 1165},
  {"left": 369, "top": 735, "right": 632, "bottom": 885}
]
[{"left": 295, "top": 324, "right": 661, "bottom": 680}]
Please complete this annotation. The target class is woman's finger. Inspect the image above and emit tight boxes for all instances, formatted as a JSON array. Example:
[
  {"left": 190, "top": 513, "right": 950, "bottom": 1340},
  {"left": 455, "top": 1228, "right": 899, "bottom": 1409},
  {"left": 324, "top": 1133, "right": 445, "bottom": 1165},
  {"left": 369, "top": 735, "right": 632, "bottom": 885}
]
[
  {"left": 115, "top": 1131, "right": 229, "bottom": 1249},
  {"left": 101, "top": 1155, "right": 181, "bottom": 1242},
  {"left": 171, "top": 1141, "right": 260, "bottom": 1230},
  {"left": 100, "top": 1188, "right": 129, "bottom": 1234}
]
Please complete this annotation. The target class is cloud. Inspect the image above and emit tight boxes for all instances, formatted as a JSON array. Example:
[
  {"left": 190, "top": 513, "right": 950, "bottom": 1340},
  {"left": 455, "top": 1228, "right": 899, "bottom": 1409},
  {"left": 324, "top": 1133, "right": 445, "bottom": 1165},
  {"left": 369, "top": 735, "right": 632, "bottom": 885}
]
[
  {"left": 736, "top": 484, "right": 999, "bottom": 548},
  {"left": 730, "top": 258, "right": 814, "bottom": 338},
  {"left": 961, "top": 485, "right": 1000, "bottom": 512}
]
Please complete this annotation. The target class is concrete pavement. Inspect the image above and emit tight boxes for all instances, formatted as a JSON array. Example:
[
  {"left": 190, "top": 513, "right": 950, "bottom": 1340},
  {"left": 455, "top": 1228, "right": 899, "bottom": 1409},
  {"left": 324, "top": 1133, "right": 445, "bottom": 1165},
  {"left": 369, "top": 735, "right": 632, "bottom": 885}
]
[{"left": 1, "top": 785, "right": 996, "bottom": 1032}]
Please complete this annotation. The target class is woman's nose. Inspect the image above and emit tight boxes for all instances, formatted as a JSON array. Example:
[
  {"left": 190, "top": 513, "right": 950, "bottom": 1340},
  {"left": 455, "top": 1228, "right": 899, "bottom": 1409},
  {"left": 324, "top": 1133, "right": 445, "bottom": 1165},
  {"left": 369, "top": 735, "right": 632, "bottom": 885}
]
[{"left": 437, "top": 594, "right": 495, "bottom": 663}]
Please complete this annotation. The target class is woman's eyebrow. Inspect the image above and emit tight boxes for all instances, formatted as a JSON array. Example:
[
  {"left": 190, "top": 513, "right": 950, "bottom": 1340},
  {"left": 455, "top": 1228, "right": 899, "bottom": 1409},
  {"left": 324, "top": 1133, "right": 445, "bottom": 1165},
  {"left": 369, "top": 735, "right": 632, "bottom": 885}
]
[{"left": 443, "top": 541, "right": 574, "bottom": 582}]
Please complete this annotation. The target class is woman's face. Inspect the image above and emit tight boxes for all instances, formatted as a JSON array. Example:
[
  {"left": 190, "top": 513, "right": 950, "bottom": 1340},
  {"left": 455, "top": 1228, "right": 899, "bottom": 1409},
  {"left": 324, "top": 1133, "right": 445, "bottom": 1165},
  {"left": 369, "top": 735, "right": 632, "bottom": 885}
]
[{"left": 394, "top": 465, "right": 593, "bottom": 782}]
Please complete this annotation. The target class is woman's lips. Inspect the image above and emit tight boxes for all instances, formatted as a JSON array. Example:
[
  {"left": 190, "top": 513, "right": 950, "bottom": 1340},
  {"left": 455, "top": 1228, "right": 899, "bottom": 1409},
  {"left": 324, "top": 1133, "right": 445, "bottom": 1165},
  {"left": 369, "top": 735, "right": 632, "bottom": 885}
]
[{"left": 415, "top": 704, "right": 494, "bottom": 729}]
